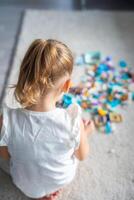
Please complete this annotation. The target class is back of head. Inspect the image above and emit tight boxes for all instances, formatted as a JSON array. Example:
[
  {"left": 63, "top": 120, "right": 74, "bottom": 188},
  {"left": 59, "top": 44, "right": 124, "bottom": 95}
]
[{"left": 14, "top": 39, "right": 73, "bottom": 107}]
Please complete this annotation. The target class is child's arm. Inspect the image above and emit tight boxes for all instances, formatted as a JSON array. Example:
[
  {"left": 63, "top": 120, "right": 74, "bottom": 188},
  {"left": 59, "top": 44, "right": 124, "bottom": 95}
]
[
  {"left": 74, "top": 119, "right": 94, "bottom": 161},
  {"left": 0, "top": 115, "right": 10, "bottom": 160}
]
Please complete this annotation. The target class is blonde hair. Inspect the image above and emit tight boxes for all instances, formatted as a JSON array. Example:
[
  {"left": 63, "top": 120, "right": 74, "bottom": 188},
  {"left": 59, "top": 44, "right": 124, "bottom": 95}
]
[{"left": 13, "top": 39, "right": 73, "bottom": 107}]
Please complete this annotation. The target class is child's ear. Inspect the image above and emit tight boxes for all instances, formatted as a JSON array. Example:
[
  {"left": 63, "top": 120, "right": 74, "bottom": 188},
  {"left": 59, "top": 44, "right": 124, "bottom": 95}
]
[{"left": 62, "top": 79, "right": 72, "bottom": 93}]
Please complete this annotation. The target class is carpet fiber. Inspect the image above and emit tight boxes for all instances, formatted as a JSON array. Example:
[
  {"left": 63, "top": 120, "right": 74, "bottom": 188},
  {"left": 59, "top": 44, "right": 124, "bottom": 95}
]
[{"left": 1, "top": 10, "right": 134, "bottom": 200}]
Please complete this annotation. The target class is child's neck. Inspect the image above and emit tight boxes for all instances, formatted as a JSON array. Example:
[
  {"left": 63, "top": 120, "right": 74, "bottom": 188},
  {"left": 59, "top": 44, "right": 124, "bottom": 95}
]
[{"left": 26, "top": 92, "right": 58, "bottom": 112}]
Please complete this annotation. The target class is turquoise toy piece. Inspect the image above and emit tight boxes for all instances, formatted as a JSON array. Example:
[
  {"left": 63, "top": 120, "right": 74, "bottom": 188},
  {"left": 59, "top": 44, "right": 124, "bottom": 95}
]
[
  {"left": 76, "top": 51, "right": 101, "bottom": 65},
  {"left": 119, "top": 60, "right": 127, "bottom": 68},
  {"left": 105, "top": 122, "right": 112, "bottom": 134},
  {"left": 62, "top": 94, "right": 73, "bottom": 108},
  {"left": 84, "top": 51, "right": 101, "bottom": 65}
]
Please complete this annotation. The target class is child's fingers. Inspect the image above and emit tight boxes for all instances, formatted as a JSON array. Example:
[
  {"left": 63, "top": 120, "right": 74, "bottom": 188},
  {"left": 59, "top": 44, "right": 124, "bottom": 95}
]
[
  {"left": 91, "top": 122, "right": 95, "bottom": 133},
  {"left": 83, "top": 119, "right": 91, "bottom": 126},
  {"left": 85, "top": 120, "right": 95, "bottom": 135},
  {"left": 82, "top": 119, "right": 95, "bottom": 135},
  {"left": 88, "top": 121, "right": 95, "bottom": 130}
]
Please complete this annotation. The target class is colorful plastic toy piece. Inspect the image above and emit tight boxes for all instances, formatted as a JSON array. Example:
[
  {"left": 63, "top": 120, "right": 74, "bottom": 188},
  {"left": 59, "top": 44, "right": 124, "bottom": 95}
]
[
  {"left": 69, "top": 86, "right": 83, "bottom": 95},
  {"left": 105, "top": 122, "right": 112, "bottom": 134},
  {"left": 83, "top": 90, "right": 90, "bottom": 97},
  {"left": 109, "top": 112, "right": 122, "bottom": 123},
  {"left": 132, "top": 92, "right": 134, "bottom": 101},
  {"left": 94, "top": 115, "right": 107, "bottom": 127},
  {"left": 108, "top": 99, "right": 121, "bottom": 107},
  {"left": 108, "top": 94, "right": 114, "bottom": 101},
  {"left": 119, "top": 60, "right": 127, "bottom": 68},
  {"left": 121, "top": 94, "right": 128, "bottom": 101},
  {"left": 98, "top": 108, "right": 107, "bottom": 116},
  {"left": 84, "top": 51, "right": 101, "bottom": 65},
  {"left": 62, "top": 94, "right": 73, "bottom": 108},
  {"left": 81, "top": 100, "right": 91, "bottom": 109}
]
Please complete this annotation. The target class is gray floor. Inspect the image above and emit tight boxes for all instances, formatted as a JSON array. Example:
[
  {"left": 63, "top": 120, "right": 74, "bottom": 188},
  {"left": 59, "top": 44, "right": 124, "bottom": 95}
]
[
  {"left": 0, "top": 168, "right": 29, "bottom": 200},
  {"left": 0, "top": 7, "right": 23, "bottom": 103},
  {"left": 1, "top": 10, "right": 134, "bottom": 200}
]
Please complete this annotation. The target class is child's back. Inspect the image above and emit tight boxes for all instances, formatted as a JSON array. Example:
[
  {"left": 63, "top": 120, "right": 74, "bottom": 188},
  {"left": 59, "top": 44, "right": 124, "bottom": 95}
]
[
  {"left": 1, "top": 103, "right": 81, "bottom": 198},
  {"left": 0, "top": 39, "right": 93, "bottom": 199}
]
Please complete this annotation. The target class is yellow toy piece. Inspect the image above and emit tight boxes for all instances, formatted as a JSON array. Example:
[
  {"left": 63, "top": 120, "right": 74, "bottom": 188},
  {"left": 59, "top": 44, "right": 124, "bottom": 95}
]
[
  {"left": 98, "top": 108, "right": 107, "bottom": 116},
  {"left": 83, "top": 90, "right": 89, "bottom": 97},
  {"left": 108, "top": 94, "right": 114, "bottom": 101}
]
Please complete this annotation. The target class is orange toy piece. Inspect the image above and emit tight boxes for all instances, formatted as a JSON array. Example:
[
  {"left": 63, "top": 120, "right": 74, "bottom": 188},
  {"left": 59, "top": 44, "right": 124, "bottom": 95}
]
[
  {"left": 81, "top": 101, "right": 91, "bottom": 109},
  {"left": 121, "top": 94, "right": 128, "bottom": 101}
]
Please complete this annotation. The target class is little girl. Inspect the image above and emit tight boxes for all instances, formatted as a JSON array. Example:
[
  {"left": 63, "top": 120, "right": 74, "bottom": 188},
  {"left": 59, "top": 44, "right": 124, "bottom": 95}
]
[{"left": 0, "top": 39, "right": 94, "bottom": 200}]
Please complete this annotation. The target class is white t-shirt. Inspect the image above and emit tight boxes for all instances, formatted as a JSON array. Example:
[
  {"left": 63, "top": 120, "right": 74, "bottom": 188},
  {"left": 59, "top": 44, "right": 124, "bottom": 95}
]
[{"left": 0, "top": 103, "right": 81, "bottom": 198}]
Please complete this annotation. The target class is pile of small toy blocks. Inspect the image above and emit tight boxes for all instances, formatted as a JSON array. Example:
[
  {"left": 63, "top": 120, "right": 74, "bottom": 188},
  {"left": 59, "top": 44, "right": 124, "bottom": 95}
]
[{"left": 58, "top": 52, "right": 134, "bottom": 134}]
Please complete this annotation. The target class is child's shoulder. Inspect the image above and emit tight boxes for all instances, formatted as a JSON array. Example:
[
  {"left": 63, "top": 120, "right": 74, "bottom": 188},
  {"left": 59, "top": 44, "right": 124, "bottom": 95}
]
[
  {"left": 62, "top": 103, "right": 82, "bottom": 126},
  {"left": 0, "top": 103, "right": 12, "bottom": 119},
  {"left": 0, "top": 103, "right": 82, "bottom": 119},
  {"left": 65, "top": 103, "right": 82, "bottom": 117},
  {"left": 63, "top": 103, "right": 82, "bottom": 150},
  {"left": 63, "top": 103, "right": 82, "bottom": 121}
]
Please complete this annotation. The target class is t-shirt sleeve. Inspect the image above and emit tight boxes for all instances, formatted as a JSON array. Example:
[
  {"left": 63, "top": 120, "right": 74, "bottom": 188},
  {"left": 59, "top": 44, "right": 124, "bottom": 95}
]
[
  {"left": 0, "top": 105, "right": 9, "bottom": 146},
  {"left": 66, "top": 103, "right": 82, "bottom": 150}
]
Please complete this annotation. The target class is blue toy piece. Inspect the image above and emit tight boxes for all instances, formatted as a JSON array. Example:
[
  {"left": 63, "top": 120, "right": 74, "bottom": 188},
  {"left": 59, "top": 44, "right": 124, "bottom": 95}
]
[
  {"left": 132, "top": 92, "right": 134, "bottom": 101},
  {"left": 106, "top": 113, "right": 110, "bottom": 121},
  {"left": 119, "top": 60, "right": 127, "bottom": 68},
  {"left": 108, "top": 99, "right": 121, "bottom": 108},
  {"left": 105, "top": 121, "right": 112, "bottom": 134},
  {"left": 107, "top": 87, "right": 113, "bottom": 95},
  {"left": 121, "top": 73, "right": 130, "bottom": 80},
  {"left": 105, "top": 56, "right": 112, "bottom": 62},
  {"left": 62, "top": 94, "right": 73, "bottom": 108}
]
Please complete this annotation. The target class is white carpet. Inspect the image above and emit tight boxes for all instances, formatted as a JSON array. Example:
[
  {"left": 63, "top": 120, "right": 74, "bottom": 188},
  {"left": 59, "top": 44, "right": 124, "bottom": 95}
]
[{"left": 1, "top": 10, "right": 134, "bottom": 200}]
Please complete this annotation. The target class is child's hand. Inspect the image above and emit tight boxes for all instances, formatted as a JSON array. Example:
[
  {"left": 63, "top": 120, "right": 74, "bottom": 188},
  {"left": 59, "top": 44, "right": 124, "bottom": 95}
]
[{"left": 83, "top": 120, "right": 95, "bottom": 136}]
